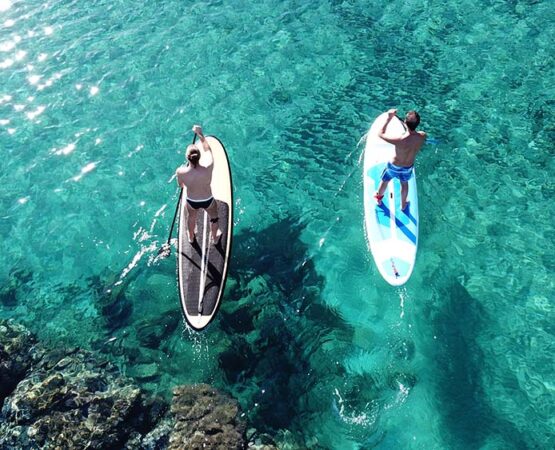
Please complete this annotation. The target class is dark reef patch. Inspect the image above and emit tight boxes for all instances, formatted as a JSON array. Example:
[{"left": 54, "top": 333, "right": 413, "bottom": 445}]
[
  {"left": 0, "top": 268, "right": 33, "bottom": 308},
  {"left": 214, "top": 216, "right": 355, "bottom": 438},
  {"left": 89, "top": 272, "right": 134, "bottom": 333}
]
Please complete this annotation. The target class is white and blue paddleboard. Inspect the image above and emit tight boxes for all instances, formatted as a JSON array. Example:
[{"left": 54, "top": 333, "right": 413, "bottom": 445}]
[{"left": 363, "top": 113, "right": 418, "bottom": 286}]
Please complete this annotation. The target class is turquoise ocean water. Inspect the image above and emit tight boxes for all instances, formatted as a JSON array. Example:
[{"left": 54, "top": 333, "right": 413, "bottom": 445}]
[{"left": 1, "top": 0, "right": 554, "bottom": 448}]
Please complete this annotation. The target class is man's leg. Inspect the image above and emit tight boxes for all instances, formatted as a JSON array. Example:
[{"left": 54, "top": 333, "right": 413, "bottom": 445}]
[
  {"left": 400, "top": 181, "right": 409, "bottom": 211},
  {"left": 186, "top": 204, "right": 198, "bottom": 243},
  {"left": 205, "top": 200, "right": 222, "bottom": 244},
  {"left": 375, "top": 179, "right": 390, "bottom": 205},
  {"left": 375, "top": 165, "right": 393, "bottom": 205}
]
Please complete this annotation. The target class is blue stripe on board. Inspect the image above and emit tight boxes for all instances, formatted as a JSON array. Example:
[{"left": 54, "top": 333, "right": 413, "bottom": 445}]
[
  {"left": 389, "top": 179, "right": 416, "bottom": 229},
  {"left": 367, "top": 164, "right": 417, "bottom": 245},
  {"left": 377, "top": 202, "right": 417, "bottom": 245},
  {"left": 391, "top": 178, "right": 417, "bottom": 244},
  {"left": 367, "top": 165, "right": 391, "bottom": 237},
  {"left": 403, "top": 203, "right": 417, "bottom": 226},
  {"left": 367, "top": 165, "right": 384, "bottom": 182},
  {"left": 375, "top": 205, "right": 391, "bottom": 234}
]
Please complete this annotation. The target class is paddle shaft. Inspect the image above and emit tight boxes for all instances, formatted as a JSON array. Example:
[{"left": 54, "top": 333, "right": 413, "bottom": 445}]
[{"left": 164, "top": 188, "right": 182, "bottom": 248}]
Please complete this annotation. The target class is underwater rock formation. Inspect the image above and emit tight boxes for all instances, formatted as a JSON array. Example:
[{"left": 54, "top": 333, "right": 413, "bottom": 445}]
[
  {"left": 0, "top": 325, "right": 147, "bottom": 449},
  {"left": 169, "top": 384, "right": 246, "bottom": 450},
  {"left": 0, "top": 319, "right": 269, "bottom": 449},
  {"left": 0, "top": 269, "right": 33, "bottom": 308},
  {"left": 0, "top": 282, "right": 17, "bottom": 307},
  {"left": 135, "top": 309, "right": 181, "bottom": 349},
  {"left": 88, "top": 273, "right": 133, "bottom": 333},
  {"left": 0, "top": 320, "right": 39, "bottom": 405}
]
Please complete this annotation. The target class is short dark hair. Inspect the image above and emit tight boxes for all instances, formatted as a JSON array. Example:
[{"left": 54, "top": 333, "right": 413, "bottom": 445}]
[{"left": 405, "top": 111, "right": 420, "bottom": 131}]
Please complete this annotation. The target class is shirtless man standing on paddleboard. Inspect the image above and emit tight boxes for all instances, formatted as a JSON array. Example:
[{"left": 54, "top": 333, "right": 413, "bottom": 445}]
[
  {"left": 176, "top": 125, "right": 222, "bottom": 244},
  {"left": 374, "top": 109, "right": 426, "bottom": 210}
]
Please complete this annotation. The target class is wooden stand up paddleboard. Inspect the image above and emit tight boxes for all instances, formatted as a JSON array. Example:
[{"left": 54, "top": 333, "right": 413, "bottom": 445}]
[
  {"left": 363, "top": 113, "right": 419, "bottom": 286},
  {"left": 177, "top": 135, "right": 233, "bottom": 330}
]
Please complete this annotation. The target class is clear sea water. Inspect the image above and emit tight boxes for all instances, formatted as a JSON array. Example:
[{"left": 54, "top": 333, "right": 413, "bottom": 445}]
[{"left": 1, "top": 0, "right": 554, "bottom": 448}]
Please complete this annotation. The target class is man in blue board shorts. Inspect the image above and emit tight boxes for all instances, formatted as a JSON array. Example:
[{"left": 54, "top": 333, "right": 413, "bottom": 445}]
[{"left": 374, "top": 109, "right": 426, "bottom": 210}]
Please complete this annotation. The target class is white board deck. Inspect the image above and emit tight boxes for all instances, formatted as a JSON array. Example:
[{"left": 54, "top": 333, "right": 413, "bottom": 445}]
[
  {"left": 363, "top": 113, "right": 419, "bottom": 286},
  {"left": 177, "top": 135, "right": 233, "bottom": 330}
]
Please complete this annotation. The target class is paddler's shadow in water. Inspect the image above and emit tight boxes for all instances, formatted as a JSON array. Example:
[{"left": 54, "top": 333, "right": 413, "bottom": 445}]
[
  {"left": 428, "top": 279, "right": 530, "bottom": 449},
  {"left": 216, "top": 216, "right": 356, "bottom": 431}
]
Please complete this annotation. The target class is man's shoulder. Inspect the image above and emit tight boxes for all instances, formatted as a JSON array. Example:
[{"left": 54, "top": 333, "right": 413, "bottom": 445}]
[{"left": 176, "top": 164, "right": 188, "bottom": 174}]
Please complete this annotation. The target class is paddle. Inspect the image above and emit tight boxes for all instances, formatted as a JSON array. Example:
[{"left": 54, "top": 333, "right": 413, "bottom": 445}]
[
  {"left": 395, "top": 114, "right": 440, "bottom": 145},
  {"left": 158, "top": 134, "right": 198, "bottom": 258}
]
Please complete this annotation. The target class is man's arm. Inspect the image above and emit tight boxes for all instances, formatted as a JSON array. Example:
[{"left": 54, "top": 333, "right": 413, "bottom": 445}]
[
  {"left": 176, "top": 167, "right": 185, "bottom": 187},
  {"left": 378, "top": 108, "right": 404, "bottom": 144},
  {"left": 191, "top": 124, "right": 214, "bottom": 168},
  {"left": 192, "top": 125, "right": 212, "bottom": 153}
]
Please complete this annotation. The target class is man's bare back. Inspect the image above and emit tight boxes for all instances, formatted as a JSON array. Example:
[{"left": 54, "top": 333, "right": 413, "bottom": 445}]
[
  {"left": 175, "top": 125, "right": 221, "bottom": 244},
  {"left": 379, "top": 109, "right": 426, "bottom": 167},
  {"left": 176, "top": 163, "right": 213, "bottom": 200},
  {"left": 176, "top": 131, "right": 214, "bottom": 200}
]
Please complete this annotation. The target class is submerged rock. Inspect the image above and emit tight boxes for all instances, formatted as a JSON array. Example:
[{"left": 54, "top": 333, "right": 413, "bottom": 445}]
[
  {"left": 168, "top": 384, "right": 246, "bottom": 450},
  {"left": 135, "top": 309, "right": 181, "bottom": 349},
  {"left": 128, "top": 362, "right": 160, "bottom": 382},
  {"left": 0, "top": 283, "right": 17, "bottom": 307},
  {"left": 89, "top": 273, "right": 133, "bottom": 332},
  {"left": 125, "top": 418, "right": 173, "bottom": 450},
  {"left": 0, "top": 320, "right": 261, "bottom": 450},
  {"left": 219, "top": 336, "right": 256, "bottom": 383},
  {"left": 0, "top": 320, "right": 38, "bottom": 405},
  {"left": 0, "top": 349, "right": 144, "bottom": 449},
  {"left": 0, "top": 319, "right": 151, "bottom": 449},
  {"left": 0, "top": 269, "right": 32, "bottom": 308}
]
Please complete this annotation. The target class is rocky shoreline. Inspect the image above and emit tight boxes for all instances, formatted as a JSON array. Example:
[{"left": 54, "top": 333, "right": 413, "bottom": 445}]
[{"left": 0, "top": 319, "right": 277, "bottom": 450}]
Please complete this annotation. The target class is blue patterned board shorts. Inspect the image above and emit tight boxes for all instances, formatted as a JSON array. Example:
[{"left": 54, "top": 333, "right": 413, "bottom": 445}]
[{"left": 381, "top": 162, "right": 414, "bottom": 182}]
